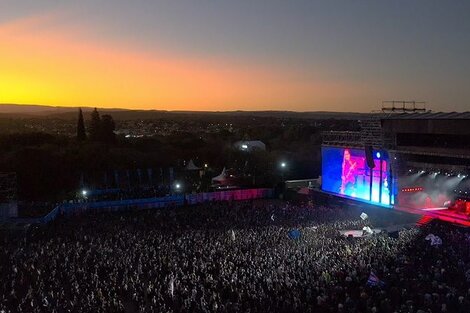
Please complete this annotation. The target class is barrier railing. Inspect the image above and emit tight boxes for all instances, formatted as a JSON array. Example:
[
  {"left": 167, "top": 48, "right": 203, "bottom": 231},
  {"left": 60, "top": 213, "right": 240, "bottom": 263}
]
[{"left": 13, "top": 188, "right": 273, "bottom": 224}]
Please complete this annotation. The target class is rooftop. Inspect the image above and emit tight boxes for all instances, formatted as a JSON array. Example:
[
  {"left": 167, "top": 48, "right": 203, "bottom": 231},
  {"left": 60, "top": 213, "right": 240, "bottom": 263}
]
[{"left": 381, "top": 111, "right": 470, "bottom": 120}]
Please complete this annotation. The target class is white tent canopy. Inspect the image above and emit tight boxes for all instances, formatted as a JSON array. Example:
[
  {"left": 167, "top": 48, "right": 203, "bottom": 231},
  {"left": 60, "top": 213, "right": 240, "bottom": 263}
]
[
  {"left": 185, "top": 159, "right": 201, "bottom": 171},
  {"left": 212, "top": 167, "right": 227, "bottom": 183}
]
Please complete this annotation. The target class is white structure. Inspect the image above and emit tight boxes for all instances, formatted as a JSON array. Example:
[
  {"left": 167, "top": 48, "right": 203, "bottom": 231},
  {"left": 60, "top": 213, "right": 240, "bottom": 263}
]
[
  {"left": 185, "top": 159, "right": 201, "bottom": 171},
  {"left": 234, "top": 140, "right": 266, "bottom": 152},
  {"left": 212, "top": 167, "right": 228, "bottom": 185}
]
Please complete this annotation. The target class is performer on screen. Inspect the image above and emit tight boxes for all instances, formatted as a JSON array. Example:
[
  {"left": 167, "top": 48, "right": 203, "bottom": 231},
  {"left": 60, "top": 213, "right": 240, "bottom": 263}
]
[{"left": 340, "top": 149, "right": 357, "bottom": 195}]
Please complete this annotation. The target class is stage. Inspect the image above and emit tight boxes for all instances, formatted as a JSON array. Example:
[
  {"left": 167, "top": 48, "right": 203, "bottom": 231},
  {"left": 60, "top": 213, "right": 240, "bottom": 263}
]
[
  {"left": 395, "top": 205, "right": 470, "bottom": 227},
  {"left": 309, "top": 188, "right": 470, "bottom": 227}
]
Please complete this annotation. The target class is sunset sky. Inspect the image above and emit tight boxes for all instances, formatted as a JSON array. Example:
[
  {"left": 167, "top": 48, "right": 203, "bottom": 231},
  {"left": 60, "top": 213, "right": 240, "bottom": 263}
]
[{"left": 0, "top": 1, "right": 469, "bottom": 112}]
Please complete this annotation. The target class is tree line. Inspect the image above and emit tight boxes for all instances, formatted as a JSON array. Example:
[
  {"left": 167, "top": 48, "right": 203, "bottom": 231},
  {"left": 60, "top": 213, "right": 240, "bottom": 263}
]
[
  {"left": 77, "top": 108, "right": 116, "bottom": 143},
  {"left": 0, "top": 109, "right": 361, "bottom": 201}
]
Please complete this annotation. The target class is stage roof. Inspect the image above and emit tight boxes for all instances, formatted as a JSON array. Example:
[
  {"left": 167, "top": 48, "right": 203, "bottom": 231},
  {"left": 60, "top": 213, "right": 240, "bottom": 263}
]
[
  {"left": 381, "top": 112, "right": 470, "bottom": 136},
  {"left": 381, "top": 111, "right": 470, "bottom": 120}
]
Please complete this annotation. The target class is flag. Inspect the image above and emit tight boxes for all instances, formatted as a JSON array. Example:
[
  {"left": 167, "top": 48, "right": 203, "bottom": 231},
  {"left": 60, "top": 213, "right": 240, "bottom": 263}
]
[
  {"left": 360, "top": 212, "right": 368, "bottom": 220},
  {"left": 362, "top": 226, "right": 373, "bottom": 235},
  {"left": 425, "top": 234, "right": 443, "bottom": 246},
  {"left": 288, "top": 229, "right": 301, "bottom": 240},
  {"left": 425, "top": 233, "right": 435, "bottom": 241},
  {"left": 367, "top": 271, "right": 384, "bottom": 287},
  {"left": 431, "top": 235, "right": 442, "bottom": 246},
  {"left": 169, "top": 277, "right": 174, "bottom": 297}
]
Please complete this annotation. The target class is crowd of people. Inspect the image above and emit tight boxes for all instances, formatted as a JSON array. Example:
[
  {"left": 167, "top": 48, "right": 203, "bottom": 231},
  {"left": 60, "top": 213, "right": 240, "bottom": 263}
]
[{"left": 1, "top": 199, "right": 470, "bottom": 312}]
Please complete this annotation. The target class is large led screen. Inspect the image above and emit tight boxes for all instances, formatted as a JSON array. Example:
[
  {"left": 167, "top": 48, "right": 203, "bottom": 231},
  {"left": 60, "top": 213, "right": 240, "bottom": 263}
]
[{"left": 322, "top": 147, "right": 391, "bottom": 205}]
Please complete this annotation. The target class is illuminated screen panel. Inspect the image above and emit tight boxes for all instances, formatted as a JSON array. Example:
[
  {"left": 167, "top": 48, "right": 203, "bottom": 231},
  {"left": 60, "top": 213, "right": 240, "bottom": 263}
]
[{"left": 322, "top": 147, "right": 390, "bottom": 205}]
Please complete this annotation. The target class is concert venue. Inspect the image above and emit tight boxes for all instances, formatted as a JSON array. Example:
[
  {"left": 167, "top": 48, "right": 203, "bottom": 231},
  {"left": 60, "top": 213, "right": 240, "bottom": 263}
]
[{"left": 321, "top": 107, "right": 470, "bottom": 226}]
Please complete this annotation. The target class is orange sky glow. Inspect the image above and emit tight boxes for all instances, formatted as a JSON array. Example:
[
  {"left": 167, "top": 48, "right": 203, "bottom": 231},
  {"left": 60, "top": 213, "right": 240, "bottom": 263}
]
[{"left": 0, "top": 14, "right": 369, "bottom": 111}]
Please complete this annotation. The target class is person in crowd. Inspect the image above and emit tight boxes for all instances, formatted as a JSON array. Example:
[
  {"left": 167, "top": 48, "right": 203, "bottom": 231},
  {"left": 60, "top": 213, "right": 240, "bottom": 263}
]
[{"left": 1, "top": 199, "right": 469, "bottom": 313}]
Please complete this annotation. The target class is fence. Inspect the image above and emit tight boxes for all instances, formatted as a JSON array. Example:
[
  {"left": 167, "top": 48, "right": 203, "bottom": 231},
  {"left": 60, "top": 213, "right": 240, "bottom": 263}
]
[{"left": 18, "top": 188, "right": 273, "bottom": 224}]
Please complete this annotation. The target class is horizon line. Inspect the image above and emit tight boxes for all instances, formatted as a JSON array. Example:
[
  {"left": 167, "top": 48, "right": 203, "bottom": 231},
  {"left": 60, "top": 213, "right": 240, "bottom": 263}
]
[{"left": 0, "top": 103, "right": 370, "bottom": 114}]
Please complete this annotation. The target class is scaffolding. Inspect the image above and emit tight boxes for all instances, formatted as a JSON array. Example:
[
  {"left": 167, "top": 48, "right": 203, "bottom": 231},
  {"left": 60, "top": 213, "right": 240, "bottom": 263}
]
[
  {"left": 381, "top": 100, "right": 427, "bottom": 113},
  {"left": 321, "top": 131, "right": 362, "bottom": 147},
  {"left": 322, "top": 118, "right": 390, "bottom": 149},
  {"left": 359, "top": 118, "right": 393, "bottom": 149}
]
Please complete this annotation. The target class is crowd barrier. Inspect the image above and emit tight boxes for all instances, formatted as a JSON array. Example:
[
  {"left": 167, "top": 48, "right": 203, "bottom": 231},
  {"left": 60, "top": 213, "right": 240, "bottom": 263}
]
[
  {"left": 185, "top": 188, "right": 272, "bottom": 204},
  {"left": 17, "top": 188, "right": 273, "bottom": 224}
]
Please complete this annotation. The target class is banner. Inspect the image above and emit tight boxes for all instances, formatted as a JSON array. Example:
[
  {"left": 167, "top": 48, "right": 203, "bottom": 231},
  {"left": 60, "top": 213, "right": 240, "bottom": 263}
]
[
  {"left": 367, "top": 271, "right": 385, "bottom": 287},
  {"left": 27, "top": 188, "right": 273, "bottom": 224},
  {"left": 288, "top": 229, "right": 301, "bottom": 240}
]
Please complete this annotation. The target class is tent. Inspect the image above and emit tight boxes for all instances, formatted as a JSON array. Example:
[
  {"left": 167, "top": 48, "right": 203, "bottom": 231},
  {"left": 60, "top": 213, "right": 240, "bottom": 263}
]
[
  {"left": 185, "top": 159, "right": 201, "bottom": 171},
  {"left": 212, "top": 167, "right": 227, "bottom": 184}
]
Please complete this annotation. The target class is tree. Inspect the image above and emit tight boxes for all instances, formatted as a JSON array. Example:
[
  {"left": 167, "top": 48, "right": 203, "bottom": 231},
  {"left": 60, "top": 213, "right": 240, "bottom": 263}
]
[
  {"left": 89, "top": 108, "right": 101, "bottom": 141},
  {"left": 101, "top": 114, "right": 116, "bottom": 143},
  {"left": 77, "top": 108, "right": 87, "bottom": 141}
]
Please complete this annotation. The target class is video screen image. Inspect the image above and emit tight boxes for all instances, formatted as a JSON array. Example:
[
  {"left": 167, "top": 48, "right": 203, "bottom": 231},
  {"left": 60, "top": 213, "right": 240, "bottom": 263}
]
[{"left": 322, "top": 147, "right": 390, "bottom": 205}]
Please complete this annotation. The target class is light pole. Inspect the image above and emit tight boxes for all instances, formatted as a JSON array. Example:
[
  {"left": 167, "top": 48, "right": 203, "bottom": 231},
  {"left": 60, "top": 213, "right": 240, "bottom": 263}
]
[
  {"left": 280, "top": 162, "right": 287, "bottom": 181},
  {"left": 80, "top": 189, "right": 88, "bottom": 203}
]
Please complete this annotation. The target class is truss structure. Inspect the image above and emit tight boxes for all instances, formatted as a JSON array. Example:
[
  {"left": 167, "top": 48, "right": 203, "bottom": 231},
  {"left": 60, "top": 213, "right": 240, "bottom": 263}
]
[
  {"left": 322, "top": 117, "right": 394, "bottom": 149},
  {"left": 321, "top": 131, "right": 362, "bottom": 147}
]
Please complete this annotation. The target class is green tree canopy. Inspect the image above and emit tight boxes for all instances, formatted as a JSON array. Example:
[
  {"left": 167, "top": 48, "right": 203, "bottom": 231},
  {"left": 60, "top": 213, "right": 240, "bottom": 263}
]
[
  {"left": 89, "top": 108, "right": 101, "bottom": 141},
  {"left": 77, "top": 108, "right": 87, "bottom": 141}
]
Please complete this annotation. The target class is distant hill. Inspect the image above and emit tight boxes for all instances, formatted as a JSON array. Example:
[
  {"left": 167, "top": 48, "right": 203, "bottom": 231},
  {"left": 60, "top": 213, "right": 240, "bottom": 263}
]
[
  {"left": 0, "top": 103, "right": 370, "bottom": 120},
  {"left": 0, "top": 104, "right": 59, "bottom": 114},
  {"left": 0, "top": 104, "right": 124, "bottom": 115}
]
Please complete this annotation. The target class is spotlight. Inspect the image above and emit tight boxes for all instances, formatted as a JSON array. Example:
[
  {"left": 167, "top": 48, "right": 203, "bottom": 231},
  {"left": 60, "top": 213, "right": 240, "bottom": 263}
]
[{"left": 376, "top": 152, "right": 381, "bottom": 159}]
